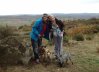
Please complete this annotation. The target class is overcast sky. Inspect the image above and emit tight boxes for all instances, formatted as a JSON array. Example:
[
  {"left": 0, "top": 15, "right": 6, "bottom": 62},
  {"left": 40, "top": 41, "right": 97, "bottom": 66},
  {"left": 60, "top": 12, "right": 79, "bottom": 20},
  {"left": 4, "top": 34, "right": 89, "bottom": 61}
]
[{"left": 0, "top": 0, "right": 99, "bottom": 15}]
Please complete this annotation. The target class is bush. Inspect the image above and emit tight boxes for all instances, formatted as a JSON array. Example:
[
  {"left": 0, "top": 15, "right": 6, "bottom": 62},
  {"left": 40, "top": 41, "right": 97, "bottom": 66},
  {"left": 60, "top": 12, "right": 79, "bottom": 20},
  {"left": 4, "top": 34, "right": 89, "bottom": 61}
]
[
  {"left": 18, "top": 26, "right": 23, "bottom": 30},
  {"left": 0, "top": 26, "right": 33, "bottom": 65},
  {"left": 96, "top": 47, "right": 99, "bottom": 53},
  {"left": 0, "top": 37, "right": 22, "bottom": 65},
  {"left": 86, "top": 35, "right": 94, "bottom": 40},
  {"left": 63, "top": 35, "right": 69, "bottom": 43},
  {"left": 24, "top": 32, "right": 30, "bottom": 35},
  {"left": 94, "top": 25, "right": 99, "bottom": 32},
  {"left": 0, "top": 26, "right": 13, "bottom": 39},
  {"left": 0, "top": 46, "right": 22, "bottom": 65},
  {"left": 0, "top": 26, "right": 22, "bottom": 65},
  {"left": 73, "top": 34, "right": 84, "bottom": 41},
  {"left": 0, "top": 36, "right": 31, "bottom": 65}
]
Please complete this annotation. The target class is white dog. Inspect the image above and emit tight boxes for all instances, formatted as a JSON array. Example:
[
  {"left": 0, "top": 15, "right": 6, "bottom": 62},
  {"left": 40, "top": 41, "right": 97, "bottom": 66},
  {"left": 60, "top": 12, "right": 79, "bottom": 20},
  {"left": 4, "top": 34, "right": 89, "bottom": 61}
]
[{"left": 57, "top": 52, "right": 73, "bottom": 67}]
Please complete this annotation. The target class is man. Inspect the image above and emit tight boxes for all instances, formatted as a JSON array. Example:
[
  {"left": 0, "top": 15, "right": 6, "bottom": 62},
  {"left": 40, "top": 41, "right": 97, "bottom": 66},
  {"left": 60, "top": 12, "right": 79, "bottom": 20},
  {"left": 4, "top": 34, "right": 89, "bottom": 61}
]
[
  {"left": 30, "top": 14, "right": 52, "bottom": 63},
  {"left": 48, "top": 15, "right": 64, "bottom": 59}
]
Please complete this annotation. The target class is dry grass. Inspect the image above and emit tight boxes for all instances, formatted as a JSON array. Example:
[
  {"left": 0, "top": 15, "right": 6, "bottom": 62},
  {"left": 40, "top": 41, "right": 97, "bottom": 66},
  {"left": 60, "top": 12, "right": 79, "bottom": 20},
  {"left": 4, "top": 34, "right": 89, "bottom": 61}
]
[
  {"left": 1, "top": 19, "right": 99, "bottom": 72},
  {"left": 66, "top": 25, "right": 96, "bottom": 37},
  {"left": 0, "top": 33, "right": 99, "bottom": 72},
  {"left": 96, "top": 47, "right": 99, "bottom": 53}
]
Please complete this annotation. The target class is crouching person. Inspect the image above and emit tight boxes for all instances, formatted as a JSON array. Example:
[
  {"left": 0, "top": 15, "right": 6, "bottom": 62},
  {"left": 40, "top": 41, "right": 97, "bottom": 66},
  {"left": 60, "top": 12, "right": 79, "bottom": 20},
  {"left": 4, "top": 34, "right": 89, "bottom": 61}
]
[{"left": 30, "top": 14, "right": 52, "bottom": 63}]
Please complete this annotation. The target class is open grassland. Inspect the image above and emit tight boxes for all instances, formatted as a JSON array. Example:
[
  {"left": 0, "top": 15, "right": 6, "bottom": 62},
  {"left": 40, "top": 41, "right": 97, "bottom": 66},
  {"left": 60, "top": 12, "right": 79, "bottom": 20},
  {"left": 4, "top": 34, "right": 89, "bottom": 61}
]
[
  {"left": 0, "top": 33, "right": 99, "bottom": 72},
  {"left": 0, "top": 18, "right": 99, "bottom": 72}
]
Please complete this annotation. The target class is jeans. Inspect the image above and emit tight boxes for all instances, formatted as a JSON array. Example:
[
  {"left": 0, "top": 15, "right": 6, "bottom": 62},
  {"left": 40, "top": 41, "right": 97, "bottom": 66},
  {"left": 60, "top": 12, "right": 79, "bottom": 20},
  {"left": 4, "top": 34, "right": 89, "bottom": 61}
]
[
  {"left": 53, "top": 31, "right": 63, "bottom": 58},
  {"left": 31, "top": 38, "right": 42, "bottom": 60}
]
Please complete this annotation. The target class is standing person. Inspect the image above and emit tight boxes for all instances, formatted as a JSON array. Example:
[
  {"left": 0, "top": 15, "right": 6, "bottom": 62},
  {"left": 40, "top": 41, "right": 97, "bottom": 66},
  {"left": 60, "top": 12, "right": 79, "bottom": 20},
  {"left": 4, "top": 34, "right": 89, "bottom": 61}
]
[
  {"left": 48, "top": 15, "right": 64, "bottom": 59},
  {"left": 30, "top": 14, "right": 52, "bottom": 63}
]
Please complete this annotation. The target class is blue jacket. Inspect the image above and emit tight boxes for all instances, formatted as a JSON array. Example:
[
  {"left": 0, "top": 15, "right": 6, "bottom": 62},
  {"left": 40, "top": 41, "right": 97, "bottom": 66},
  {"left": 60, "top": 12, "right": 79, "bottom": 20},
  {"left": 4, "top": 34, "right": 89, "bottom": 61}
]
[{"left": 30, "top": 18, "right": 52, "bottom": 41}]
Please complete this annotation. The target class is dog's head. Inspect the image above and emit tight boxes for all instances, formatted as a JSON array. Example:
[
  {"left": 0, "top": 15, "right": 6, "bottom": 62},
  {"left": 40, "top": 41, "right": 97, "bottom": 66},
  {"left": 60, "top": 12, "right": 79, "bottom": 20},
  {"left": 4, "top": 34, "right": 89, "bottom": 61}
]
[{"left": 39, "top": 45, "right": 46, "bottom": 55}]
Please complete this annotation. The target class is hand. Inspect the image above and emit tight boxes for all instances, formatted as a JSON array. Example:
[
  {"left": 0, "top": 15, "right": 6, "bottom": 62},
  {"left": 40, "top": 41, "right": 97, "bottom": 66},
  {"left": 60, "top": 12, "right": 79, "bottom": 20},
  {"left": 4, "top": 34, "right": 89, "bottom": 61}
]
[
  {"left": 38, "top": 34, "right": 41, "bottom": 37},
  {"left": 38, "top": 34, "right": 44, "bottom": 39},
  {"left": 60, "top": 32, "right": 63, "bottom": 37},
  {"left": 50, "top": 29, "right": 53, "bottom": 32}
]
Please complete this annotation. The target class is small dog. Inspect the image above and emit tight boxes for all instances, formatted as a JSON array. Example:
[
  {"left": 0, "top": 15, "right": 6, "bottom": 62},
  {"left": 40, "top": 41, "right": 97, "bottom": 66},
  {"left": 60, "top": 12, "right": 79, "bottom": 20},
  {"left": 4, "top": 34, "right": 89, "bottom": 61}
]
[
  {"left": 39, "top": 45, "right": 51, "bottom": 65},
  {"left": 57, "top": 52, "right": 73, "bottom": 67}
]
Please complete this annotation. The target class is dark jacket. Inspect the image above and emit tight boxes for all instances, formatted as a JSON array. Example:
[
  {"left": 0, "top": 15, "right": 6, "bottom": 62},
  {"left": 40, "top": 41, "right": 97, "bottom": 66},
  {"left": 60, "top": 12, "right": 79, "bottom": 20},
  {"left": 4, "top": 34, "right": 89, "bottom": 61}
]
[{"left": 55, "top": 18, "right": 64, "bottom": 31}]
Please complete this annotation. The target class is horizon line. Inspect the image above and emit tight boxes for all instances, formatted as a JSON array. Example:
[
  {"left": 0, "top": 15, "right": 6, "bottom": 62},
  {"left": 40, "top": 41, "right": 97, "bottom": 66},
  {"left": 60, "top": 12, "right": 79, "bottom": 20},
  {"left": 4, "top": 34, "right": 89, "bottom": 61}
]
[{"left": 0, "top": 13, "right": 99, "bottom": 16}]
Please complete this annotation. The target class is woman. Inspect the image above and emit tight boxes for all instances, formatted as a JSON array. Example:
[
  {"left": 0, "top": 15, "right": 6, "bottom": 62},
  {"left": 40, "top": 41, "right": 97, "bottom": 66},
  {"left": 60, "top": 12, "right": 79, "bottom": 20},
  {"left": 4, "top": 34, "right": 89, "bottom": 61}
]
[{"left": 48, "top": 15, "right": 64, "bottom": 58}]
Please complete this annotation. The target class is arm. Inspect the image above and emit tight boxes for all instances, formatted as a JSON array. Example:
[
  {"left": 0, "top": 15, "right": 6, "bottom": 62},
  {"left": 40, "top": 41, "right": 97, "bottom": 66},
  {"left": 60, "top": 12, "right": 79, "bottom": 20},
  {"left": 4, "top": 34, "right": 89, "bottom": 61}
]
[{"left": 32, "top": 21, "right": 40, "bottom": 36}]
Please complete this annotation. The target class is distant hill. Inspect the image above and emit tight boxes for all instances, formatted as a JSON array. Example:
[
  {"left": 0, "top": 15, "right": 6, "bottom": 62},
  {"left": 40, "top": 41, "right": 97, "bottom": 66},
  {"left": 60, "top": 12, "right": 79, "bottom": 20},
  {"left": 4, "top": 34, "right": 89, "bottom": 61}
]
[
  {"left": 0, "top": 13, "right": 99, "bottom": 26},
  {"left": 53, "top": 13, "right": 99, "bottom": 20},
  {"left": 0, "top": 13, "right": 99, "bottom": 20}
]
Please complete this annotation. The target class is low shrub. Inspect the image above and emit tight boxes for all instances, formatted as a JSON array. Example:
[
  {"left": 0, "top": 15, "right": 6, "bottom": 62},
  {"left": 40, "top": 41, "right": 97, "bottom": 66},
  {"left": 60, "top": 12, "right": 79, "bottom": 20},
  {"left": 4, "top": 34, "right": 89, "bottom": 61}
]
[
  {"left": 63, "top": 35, "right": 69, "bottom": 43},
  {"left": 0, "top": 26, "right": 13, "bottom": 39},
  {"left": 73, "top": 34, "right": 84, "bottom": 41},
  {"left": 96, "top": 47, "right": 99, "bottom": 53},
  {"left": 86, "top": 35, "right": 94, "bottom": 40}
]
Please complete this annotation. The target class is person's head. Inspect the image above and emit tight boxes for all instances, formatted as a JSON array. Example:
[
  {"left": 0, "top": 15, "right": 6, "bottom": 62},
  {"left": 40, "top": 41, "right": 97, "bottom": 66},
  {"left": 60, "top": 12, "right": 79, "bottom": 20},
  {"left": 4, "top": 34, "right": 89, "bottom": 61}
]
[
  {"left": 42, "top": 13, "right": 48, "bottom": 23},
  {"left": 48, "top": 14, "right": 55, "bottom": 22},
  {"left": 43, "top": 13, "right": 48, "bottom": 17}
]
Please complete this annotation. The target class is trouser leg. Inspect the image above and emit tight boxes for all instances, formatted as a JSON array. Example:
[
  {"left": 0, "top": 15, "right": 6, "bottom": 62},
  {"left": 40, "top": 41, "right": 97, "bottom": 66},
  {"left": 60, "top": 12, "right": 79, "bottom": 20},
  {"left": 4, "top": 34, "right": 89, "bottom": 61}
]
[
  {"left": 57, "top": 35, "right": 63, "bottom": 56},
  {"left": 31, "top": 39, "right": 39, "bottom": 60},
  {"left": 54, "top": 33, "right": 63, "bottom": 58}
]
